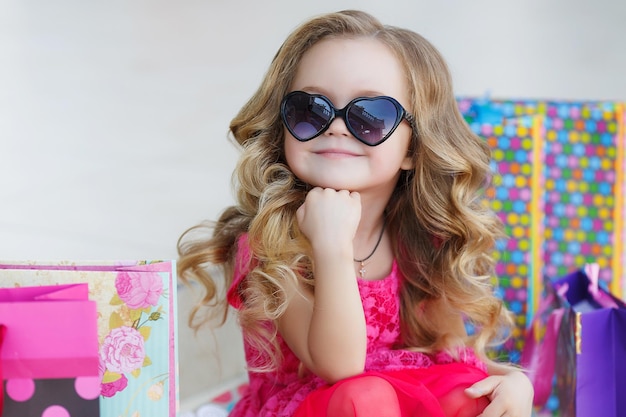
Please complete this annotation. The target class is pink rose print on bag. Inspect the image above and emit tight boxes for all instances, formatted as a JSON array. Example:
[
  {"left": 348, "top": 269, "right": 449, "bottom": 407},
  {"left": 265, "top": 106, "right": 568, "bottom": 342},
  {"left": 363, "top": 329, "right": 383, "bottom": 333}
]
[
  {"left": 115, "top": 271, "right": 163, "bottom": 309},
  {"left": 101, "top": 326, "right": 146, "bottom": 373},
  {"left": 98, "top": 356, "right": 129, "bottom": 398},
  {"left": 101, "top": 373, "right": 129, "bottom": 398},
  {"left": 101, "top": 265, "right": 168, "bottom": 400}
]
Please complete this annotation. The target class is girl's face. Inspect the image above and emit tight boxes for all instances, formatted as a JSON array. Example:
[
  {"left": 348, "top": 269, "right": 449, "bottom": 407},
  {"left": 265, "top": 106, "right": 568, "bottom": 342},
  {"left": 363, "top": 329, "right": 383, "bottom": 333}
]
[{"left": 284, "top": 37, "right": 413, "bottom": 195}]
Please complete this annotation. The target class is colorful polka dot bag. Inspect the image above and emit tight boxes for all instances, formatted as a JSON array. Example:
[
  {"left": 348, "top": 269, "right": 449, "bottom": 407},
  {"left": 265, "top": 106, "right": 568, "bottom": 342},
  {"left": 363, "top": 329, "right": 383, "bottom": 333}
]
[{"left": 458, "top": 104, "right": 545, "bottom": 363}]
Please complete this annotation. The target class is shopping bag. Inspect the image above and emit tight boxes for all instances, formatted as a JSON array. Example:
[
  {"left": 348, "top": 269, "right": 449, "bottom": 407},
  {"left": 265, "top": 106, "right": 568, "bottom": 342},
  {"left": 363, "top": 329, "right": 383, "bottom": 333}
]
[
  {"left": 554, "top": 264, "right": 626, "bottom": 417},
  {"left": 0, "top": 283, "right": 101, "bottom": 416},
  {"left": 459, "top": 102, "right": 546, "bottom": 363},
  {"left": 0, "top": 261, "right": 179, "bottom": 417},
  {"left": 526, "top": 264, "right": 626, "bottom": 417},
  {"left": 459, "top": 97, "right": 626, "bottom": 293}
]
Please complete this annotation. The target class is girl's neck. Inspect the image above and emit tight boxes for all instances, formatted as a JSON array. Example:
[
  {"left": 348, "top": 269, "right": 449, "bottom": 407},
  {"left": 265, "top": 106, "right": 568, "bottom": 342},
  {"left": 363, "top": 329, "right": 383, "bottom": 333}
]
[{"left": 353, "top": 198, "right": 392, "bottom": 280}]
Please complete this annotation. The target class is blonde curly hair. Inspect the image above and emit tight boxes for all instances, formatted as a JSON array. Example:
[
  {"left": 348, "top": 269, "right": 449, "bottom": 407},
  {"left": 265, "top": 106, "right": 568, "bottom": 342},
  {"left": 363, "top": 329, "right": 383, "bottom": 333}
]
[{"left": 178, "top": 9, "right": 513, "bottom": 371}]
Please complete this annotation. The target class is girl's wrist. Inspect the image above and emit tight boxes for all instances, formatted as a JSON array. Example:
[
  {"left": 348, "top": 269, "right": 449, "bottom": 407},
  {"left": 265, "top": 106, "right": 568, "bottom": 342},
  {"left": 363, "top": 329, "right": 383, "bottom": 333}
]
[{"left": 312, "top": 245, "right": 353, "bottom": 263}]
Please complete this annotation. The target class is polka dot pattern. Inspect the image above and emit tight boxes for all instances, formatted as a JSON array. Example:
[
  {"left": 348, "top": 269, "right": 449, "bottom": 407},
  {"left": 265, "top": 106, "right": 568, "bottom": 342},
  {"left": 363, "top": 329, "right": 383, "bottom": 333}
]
[
  {"left": 458, "top": 99, "right": 625, "bottom": 357},
  {"left": 3, "top": 378, "right": 100, "bottom": 416},
  {"left": 541, "top": 103, "right": 621, "bottom": 283},
  {"left": 459, "top": 108, "right": 543, "bottom": 363}
]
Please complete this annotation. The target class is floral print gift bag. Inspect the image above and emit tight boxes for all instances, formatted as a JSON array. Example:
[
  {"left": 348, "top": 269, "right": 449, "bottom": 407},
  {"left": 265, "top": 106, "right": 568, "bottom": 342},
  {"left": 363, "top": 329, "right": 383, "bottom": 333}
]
[{"left": 0, "top": 261, "right": 179, "bottom": 417}]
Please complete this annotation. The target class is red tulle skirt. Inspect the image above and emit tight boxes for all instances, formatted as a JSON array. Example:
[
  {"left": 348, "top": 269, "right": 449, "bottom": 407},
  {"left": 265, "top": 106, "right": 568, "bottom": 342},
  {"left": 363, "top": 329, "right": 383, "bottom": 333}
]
[{"left": 293, "top": 362, "right": 489, "bottom": 417}]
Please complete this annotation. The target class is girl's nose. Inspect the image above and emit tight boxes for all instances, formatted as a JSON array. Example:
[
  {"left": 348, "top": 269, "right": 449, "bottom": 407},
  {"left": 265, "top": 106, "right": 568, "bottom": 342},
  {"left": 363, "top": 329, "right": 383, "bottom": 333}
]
[{"left": 325, "top": 115, "right": 351, "bottom": 138}]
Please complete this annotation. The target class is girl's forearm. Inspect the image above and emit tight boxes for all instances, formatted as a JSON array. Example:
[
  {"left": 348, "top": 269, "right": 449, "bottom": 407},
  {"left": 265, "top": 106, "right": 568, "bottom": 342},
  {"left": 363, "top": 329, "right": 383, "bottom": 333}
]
[{"left": 307, "top": 248, "right": 367, "bottom": 383}]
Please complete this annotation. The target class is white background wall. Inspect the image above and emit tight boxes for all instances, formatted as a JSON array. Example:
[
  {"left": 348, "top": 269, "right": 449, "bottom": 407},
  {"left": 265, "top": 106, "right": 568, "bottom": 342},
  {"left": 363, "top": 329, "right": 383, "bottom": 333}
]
[{"left": 1, "top": 0, "right": 625, "bottom": 404}]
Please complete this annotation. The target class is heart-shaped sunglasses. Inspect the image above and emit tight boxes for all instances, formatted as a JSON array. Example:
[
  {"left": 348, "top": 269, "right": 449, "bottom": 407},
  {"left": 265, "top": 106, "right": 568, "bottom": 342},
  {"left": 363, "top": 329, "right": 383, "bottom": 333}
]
[{"left": 280, "top": 91, "right": 415, "bottom": 146}]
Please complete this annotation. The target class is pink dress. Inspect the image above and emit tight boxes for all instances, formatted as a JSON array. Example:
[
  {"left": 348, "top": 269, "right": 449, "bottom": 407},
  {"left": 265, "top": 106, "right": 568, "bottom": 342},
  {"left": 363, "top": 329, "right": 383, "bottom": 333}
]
[{"left": 227, "top": 235, "right": 489, "bottom": 417}]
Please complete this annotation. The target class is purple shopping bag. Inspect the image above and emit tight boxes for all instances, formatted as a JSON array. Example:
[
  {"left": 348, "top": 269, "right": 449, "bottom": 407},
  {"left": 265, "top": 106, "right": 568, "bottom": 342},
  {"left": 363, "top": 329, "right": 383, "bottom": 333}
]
[{"left": 551, "top": 264, "right": 626, "bottom": 417}]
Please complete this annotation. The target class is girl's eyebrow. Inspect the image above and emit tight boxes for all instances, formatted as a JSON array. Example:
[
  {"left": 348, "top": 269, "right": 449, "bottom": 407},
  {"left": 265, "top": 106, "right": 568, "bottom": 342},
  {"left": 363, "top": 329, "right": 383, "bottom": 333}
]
[
  {"left": 297, "top": 86, "right": 330, "bottom": 96},
  {"left": 295, "top": 86, "right": 389, "bottom": 100}
]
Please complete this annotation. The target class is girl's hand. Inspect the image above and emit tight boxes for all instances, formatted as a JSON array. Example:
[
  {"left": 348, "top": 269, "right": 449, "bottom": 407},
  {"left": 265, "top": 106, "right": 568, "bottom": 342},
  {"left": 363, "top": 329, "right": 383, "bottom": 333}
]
[
  {"left": 465, "top": 370, "right": 533, "bottom": 417},
  {"left": 296, "top": 187, "right": 361, "bottom": 251}
]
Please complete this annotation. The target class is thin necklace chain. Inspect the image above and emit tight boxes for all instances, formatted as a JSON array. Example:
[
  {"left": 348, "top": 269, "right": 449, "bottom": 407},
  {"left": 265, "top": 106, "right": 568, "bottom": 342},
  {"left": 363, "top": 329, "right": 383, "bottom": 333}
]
[{"left": 354, "top": 218, "right": 386, "bottom": 278}]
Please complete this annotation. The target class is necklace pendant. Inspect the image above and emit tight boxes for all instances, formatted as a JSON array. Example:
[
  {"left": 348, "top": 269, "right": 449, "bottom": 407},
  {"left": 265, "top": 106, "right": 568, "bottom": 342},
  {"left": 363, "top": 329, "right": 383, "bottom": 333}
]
[
  {"left": 359, "top": 262, "right": 366, "bottom": 278},
  {"left": 353, "top": 218, "right": 386, "bottom": 280}
]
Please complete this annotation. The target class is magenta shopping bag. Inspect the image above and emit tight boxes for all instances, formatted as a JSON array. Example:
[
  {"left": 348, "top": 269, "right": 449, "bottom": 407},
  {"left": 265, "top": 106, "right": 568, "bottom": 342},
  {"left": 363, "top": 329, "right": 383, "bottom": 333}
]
[
  {"left": 0, "top": 283, "right": 100, "bottom": 416},
  {"left": 551, "top": 265, "right": 626, "bottom": 417}
]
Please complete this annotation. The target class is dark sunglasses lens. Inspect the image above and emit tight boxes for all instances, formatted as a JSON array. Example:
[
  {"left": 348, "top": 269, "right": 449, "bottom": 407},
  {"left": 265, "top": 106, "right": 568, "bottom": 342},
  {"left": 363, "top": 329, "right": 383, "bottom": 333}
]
[
  {"left": 283, "top": 93, "right": 332, "bottom": 140},
  {"left": 347, "top": 98, "right": 401, "bottom": 145}
]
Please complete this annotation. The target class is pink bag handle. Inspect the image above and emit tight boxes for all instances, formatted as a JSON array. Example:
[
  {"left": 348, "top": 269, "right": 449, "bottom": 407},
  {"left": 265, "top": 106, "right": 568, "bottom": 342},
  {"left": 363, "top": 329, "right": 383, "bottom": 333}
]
[{"left": 585, "top": 263, "right": 619, "bottom": 309}]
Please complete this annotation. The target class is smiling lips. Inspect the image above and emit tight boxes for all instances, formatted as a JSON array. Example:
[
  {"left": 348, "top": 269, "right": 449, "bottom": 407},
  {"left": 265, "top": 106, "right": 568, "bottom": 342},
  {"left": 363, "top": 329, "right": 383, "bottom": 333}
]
[{"left": 314, "top": 148, "right": 361, "bottom": 158}]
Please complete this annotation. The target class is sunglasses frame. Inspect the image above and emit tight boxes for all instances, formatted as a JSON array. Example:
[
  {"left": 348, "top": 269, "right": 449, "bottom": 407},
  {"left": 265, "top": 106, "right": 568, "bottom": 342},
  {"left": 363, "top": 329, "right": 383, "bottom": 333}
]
[{"left": 280, "top": 91, "right": 415, "bottom": 146}]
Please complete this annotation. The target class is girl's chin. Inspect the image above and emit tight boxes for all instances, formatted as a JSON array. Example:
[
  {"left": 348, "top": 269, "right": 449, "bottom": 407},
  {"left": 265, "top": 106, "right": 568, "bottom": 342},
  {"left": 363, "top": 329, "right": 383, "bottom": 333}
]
[
  {"left": 293, "top": 171, "right": 363, "bottom": 191},
  {"left": 304, "top": 181, "right": 355, "bottom": 191}
]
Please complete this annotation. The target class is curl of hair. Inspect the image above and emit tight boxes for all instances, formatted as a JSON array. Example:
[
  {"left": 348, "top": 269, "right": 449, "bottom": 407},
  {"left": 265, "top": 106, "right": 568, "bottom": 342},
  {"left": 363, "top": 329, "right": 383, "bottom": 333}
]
[{"left": 178, "top": 9, "right": 514, "bottom": 372}]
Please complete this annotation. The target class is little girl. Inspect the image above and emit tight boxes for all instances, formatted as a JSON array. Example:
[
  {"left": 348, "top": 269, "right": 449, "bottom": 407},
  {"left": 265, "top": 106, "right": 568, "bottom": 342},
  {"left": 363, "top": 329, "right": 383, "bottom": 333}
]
[{"left": 179, "top": 10, "right": 533, "bottom": 417}]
